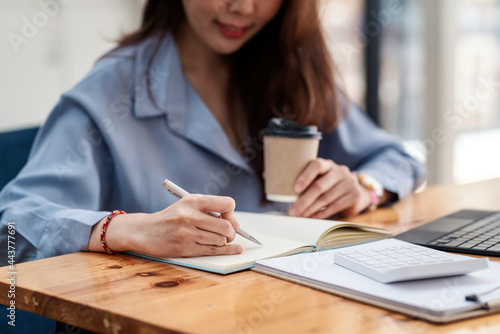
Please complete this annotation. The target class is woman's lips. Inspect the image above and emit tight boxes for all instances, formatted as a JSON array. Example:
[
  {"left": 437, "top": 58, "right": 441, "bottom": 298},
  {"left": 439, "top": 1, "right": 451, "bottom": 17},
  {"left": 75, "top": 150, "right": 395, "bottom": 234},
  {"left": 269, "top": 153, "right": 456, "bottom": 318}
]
[{"left": 216, "top": 21, "right": 251, "bottom": 39}]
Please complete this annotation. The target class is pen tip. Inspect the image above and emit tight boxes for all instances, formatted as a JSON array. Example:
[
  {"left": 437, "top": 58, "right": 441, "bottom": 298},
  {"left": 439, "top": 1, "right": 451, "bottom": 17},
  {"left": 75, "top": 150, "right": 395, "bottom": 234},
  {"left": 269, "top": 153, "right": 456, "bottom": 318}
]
[{"left": 252, "top": 237, "right": 263, "bottom": 246}]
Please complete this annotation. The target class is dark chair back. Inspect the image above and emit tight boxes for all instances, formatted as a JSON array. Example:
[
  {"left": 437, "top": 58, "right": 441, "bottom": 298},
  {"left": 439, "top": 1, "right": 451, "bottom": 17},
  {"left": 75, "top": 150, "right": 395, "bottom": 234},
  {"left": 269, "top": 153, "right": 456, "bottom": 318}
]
[
  {"left": 0, "top": 126, "right": 56, "bottom": 333},
  {"left": 0, "top": 127, "right": 39, "bottom": 190}
]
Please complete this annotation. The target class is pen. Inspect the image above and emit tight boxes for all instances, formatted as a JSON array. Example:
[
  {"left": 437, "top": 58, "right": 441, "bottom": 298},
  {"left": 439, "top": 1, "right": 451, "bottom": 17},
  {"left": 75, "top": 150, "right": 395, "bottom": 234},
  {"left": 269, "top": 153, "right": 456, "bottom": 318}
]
[{"left": 162, "top": 179, "right": 262, "bottom": 246}]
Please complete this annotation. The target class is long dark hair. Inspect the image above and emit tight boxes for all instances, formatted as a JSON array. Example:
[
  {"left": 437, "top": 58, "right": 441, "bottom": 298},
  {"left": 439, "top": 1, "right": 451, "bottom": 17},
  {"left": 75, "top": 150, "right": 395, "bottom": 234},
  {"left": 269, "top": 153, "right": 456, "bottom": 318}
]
[{"left": 116, "top": 0, "right": 341, "bottom": 192}]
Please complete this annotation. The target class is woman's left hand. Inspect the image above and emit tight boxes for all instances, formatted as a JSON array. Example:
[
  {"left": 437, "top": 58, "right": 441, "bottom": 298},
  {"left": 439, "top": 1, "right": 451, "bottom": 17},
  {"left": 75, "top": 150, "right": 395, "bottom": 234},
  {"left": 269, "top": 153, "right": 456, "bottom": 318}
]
[{"left": 288, "top": 158, "right": 371, "bottom": 219}]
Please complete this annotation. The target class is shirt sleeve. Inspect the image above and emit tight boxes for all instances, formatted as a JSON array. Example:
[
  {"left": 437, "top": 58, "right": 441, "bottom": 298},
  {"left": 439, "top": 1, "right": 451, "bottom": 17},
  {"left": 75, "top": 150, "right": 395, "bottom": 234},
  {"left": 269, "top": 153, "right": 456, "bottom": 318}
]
[
  {"left": 319, "top": 103, "right": 427, "bottom": 200},
  {"left": 0, "top": 98, "right": 112, "bottom": 265}
]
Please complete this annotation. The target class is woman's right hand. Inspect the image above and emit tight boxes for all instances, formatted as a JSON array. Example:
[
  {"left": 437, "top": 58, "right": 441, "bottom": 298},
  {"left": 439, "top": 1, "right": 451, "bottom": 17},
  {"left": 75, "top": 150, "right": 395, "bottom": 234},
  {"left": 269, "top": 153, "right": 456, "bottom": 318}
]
[{"left": 89, "top": 194, "right": 243, "bottom": 257}]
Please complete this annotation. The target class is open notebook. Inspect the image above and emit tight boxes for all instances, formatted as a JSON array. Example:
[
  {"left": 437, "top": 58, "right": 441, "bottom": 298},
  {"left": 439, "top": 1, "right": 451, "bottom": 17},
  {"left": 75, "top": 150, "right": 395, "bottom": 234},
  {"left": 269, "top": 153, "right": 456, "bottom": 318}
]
[{"left": 130, "top": 211, "right": 391, "bottom": 274}]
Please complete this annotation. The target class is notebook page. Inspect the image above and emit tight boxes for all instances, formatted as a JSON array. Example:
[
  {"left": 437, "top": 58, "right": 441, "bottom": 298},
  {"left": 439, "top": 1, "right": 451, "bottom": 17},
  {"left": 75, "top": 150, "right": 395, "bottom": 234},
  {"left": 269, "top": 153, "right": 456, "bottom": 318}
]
[{"left": 235, "top": 211, "right": 344, "bottom": 246}]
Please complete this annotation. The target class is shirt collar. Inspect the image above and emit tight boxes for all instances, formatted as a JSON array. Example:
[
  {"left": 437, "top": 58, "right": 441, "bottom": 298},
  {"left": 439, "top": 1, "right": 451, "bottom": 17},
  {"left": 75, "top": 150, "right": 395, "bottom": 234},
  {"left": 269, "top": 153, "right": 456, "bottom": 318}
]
[
  {"left": 132, "top": 33, "right": 186, "bottom": 132},
  {"left": 131, "top": 33, "right": 252, "bottom": 173}
]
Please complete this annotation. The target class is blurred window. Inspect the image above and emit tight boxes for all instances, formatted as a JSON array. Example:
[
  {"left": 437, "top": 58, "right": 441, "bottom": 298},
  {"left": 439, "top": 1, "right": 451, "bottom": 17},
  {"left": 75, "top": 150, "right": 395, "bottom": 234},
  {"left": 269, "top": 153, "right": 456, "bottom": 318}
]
[
  {"left": 453, "top": 0, "right": 500, "bottom": 184},
  {"left": 321, "top": 0, "right": 500, "bottom": 185}
]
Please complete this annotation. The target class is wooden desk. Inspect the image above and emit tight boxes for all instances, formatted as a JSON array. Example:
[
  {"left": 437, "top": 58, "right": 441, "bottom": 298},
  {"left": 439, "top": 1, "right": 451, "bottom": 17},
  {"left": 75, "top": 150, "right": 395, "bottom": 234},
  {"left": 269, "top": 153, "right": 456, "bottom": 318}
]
[{"left": 2, "top": 179, "right": 500, "bottom": 333}]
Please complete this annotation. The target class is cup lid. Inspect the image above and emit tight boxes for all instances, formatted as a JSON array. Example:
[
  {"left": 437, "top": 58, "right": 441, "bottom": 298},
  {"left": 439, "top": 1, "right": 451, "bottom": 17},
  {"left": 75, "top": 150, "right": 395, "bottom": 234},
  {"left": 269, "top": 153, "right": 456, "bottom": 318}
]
[{"left": 263, "top": 118, "right": 322, "bottom": 139}]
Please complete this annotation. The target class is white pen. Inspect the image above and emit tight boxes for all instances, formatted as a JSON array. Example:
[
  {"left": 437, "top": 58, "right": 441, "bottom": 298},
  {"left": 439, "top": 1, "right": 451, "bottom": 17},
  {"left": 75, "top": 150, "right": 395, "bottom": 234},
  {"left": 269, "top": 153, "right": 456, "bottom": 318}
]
[{"left": 162, "top": 179, "right": 263, "bottom": 246}]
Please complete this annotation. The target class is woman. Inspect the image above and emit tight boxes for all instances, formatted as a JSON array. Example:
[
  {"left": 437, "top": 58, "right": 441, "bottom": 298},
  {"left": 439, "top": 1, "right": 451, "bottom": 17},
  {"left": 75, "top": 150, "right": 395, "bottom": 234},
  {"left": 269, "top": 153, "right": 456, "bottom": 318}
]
[{"left": 0, "top": 0, "right": 425, "bottom": 263}]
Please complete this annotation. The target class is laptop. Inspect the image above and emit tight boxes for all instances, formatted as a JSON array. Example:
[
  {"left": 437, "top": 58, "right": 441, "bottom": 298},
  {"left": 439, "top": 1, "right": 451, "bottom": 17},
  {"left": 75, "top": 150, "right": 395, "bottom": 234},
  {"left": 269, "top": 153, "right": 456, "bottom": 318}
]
[{"left": 396, "top": 209, "right": 500, "bottom": 257}]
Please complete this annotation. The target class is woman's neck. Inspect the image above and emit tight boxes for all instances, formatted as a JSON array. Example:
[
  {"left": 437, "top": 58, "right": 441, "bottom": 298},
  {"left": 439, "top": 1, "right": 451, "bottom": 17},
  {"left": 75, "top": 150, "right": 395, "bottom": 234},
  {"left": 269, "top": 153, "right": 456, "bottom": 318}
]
[
  {"left": 175, "top": 21, "right": 228, "bottom": 78},
  {"left": 174, "top": 21, "right": 241, "bottom": 148}
]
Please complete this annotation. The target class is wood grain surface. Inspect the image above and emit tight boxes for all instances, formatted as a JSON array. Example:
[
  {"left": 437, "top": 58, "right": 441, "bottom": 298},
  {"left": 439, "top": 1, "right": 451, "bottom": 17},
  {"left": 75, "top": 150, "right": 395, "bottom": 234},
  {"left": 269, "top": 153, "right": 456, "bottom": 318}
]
[{"left": 2, "top": 179, "right": 500, "bottom": 334}]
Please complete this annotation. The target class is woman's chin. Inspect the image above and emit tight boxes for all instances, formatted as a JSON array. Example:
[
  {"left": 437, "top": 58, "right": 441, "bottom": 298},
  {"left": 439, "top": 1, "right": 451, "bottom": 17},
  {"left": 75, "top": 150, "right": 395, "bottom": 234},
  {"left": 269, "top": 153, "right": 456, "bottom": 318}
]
[{"left": 211, "top": 39, "right": 247, "bottom": 55}]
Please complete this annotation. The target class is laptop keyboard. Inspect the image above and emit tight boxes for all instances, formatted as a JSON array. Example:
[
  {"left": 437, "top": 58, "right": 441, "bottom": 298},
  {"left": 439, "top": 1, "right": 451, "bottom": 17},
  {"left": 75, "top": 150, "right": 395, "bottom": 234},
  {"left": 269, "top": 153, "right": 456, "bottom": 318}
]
[{"left": 428, "top": 212, "right": 500, "bottom": 252}]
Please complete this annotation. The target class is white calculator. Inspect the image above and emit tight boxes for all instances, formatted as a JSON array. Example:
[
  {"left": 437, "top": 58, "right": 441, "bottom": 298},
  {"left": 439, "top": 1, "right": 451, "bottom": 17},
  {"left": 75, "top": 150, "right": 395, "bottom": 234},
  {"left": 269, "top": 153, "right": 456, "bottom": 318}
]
[{"left": 334, "top": 238, "right": 489, "bottom": 283}]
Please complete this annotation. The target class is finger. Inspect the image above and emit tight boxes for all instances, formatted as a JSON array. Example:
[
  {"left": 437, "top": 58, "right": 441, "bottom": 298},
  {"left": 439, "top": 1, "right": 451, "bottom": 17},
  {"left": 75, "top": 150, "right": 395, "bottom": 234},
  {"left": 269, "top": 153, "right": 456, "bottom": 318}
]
[
  {"left": 302, "top": 177, "right": 352, "bottom": 217},
  {"left": 194, "top": 229, "right": 228, "bottom": 247},
  {"left": 190, "top": 243, "right": 243, "bottom": 257},
  {"left": 289, "top": 168, "right": 341, "bottom": 217},
  {"left": 294, "top": 158, "right": 334, "bottom": 193},
  {"left": 312, "top": 193, "right": 355, "bottom": 219},
  {"left": 183, "top": 194, "right": 236, "bottom": 215},
  {"left": 181, "top": 194, "right": 238, "bottom": 240},
  {"left": 341, "top": 187, "right": 372, "bottom": 217},
  {"left": 190, "top": 211, "right": 237, "bottom": 241},
  {"left": 220, "top": 210, "right": 240, "bottom": 242}
]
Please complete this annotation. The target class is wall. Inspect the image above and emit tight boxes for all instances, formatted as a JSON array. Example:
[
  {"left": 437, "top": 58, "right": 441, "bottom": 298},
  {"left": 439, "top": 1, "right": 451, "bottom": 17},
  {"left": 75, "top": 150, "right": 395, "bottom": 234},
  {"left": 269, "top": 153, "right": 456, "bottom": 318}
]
[{"left": 0, "top": 0, "right": 143, "bottom": 131}]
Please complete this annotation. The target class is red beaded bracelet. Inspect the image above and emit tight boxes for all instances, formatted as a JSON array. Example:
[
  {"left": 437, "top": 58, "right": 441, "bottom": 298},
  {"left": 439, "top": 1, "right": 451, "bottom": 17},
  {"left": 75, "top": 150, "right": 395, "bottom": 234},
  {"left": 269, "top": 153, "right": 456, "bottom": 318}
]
[{"left": 100, "top": 210, "right": 126, "bottom": 254}]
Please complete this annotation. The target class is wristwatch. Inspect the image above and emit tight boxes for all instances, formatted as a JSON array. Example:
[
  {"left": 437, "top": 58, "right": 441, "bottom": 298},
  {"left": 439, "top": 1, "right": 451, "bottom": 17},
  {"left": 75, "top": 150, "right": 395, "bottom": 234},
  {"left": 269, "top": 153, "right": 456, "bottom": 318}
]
[{"left": 356, "top": 173, "right": 384, "bottom": 211}]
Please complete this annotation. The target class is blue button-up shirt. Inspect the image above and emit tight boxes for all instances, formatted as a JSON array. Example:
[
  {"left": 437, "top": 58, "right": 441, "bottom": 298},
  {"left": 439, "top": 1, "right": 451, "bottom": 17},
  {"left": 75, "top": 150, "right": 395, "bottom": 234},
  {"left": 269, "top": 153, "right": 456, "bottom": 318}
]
[{"left": 0, "top": 33, "right": 425, "bottom": 265}]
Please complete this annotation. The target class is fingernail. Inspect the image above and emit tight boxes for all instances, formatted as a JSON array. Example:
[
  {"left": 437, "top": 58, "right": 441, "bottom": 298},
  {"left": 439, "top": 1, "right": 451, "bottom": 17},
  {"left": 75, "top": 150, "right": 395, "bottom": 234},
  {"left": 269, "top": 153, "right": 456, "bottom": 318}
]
[
  {"left": 289, "top": 207, "right": 298, "bottom": 216},
  {"left": 236, "top": 245, "right": 243, "bottom": 253},
  {"left": 294, "top": 182, "right": 303, "bottom": 193}
]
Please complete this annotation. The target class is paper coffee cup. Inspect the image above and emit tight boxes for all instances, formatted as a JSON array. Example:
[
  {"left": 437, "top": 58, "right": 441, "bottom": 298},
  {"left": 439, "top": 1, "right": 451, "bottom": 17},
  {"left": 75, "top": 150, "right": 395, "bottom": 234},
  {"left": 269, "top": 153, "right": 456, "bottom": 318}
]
[{"left": 263, "top": 118, "right": 322, "bottom": 202}]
